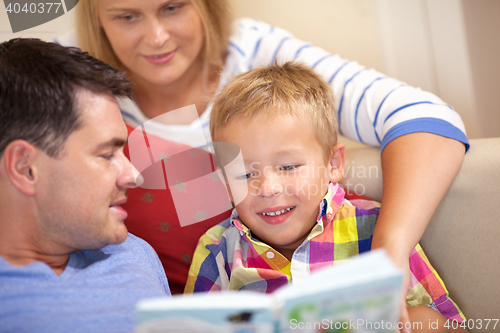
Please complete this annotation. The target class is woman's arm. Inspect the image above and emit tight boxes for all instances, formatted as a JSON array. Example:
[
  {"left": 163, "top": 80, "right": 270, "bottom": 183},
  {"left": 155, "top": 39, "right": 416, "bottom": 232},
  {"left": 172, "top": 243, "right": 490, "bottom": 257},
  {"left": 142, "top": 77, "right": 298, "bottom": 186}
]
[
  {"left": 372, "top": 132, "right": 465, "bottom": 263},
  {"left": 373, "top": 132, "right": 465, "bottom": 332}
]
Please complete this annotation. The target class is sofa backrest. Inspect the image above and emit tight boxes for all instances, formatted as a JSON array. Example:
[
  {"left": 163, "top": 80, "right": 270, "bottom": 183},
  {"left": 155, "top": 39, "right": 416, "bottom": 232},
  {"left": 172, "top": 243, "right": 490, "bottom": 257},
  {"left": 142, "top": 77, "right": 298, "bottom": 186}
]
[{"left": 340, "top": 138, "right": 500, "bottom": 328}]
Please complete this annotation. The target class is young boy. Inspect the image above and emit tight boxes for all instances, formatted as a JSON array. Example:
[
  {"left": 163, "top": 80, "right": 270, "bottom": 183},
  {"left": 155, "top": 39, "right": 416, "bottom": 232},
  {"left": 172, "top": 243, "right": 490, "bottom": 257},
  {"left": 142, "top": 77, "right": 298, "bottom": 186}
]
[{"left": 185, "top": 62, "right": 465, "bottom": 330}]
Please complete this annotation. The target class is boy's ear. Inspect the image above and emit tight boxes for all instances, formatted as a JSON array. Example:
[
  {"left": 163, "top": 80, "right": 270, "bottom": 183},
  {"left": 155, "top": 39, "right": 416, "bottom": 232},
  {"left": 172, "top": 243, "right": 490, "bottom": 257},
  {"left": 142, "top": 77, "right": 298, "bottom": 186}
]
[
  {"left": 2, "top": 140, "right": 38, "bottom": 196},
  {"left": 328, "top": 143, "right": 346, "bottom": 184}
]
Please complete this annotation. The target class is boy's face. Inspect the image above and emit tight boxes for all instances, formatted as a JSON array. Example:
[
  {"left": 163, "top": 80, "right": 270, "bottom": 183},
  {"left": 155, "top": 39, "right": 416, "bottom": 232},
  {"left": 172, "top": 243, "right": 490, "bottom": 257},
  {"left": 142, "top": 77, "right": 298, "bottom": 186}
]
[{"left": 217, "top": 112, "right": 345, "bottom": 258}]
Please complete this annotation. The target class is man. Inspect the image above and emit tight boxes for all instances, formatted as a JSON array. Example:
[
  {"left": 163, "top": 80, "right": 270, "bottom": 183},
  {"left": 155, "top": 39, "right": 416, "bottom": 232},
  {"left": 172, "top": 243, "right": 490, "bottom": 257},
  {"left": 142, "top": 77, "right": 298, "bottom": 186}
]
[{"left": 0, "top": 38, "right": 170, "bottom": 333}]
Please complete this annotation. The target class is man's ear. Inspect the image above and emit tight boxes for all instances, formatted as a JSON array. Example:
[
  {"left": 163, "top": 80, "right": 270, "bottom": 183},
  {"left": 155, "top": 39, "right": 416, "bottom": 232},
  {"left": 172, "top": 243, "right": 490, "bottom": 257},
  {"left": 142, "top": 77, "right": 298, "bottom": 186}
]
[
  {"left": 2, "top": 140, "right": 38, "bottom": 196},
  {"left": 328, "top": 143, "right": 346, "bottom": 184}
]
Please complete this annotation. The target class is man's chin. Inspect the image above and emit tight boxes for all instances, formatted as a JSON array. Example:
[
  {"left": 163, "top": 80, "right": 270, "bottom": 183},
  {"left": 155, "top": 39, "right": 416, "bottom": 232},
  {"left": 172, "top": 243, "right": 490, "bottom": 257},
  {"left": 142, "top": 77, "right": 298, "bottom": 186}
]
[{"left": 108, "top": 225, "right": 129, "bottom": 245}]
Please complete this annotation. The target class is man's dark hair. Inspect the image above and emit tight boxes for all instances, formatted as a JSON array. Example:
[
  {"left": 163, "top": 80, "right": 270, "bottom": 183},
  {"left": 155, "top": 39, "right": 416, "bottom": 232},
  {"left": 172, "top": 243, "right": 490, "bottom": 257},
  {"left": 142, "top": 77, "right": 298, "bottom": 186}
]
[{"left": 0, "top": 38, "right": 132, "bottom": 158}]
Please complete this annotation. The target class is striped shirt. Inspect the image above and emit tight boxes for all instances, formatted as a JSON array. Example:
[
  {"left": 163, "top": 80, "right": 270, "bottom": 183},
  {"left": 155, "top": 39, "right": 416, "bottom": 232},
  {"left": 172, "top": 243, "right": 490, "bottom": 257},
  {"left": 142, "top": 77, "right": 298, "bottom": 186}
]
[
  {"left": 57, "top": 18, "right": 469, "bottom": 151},
  {"left": 185, "top": 183, "right": 465, "bottom": 322}
]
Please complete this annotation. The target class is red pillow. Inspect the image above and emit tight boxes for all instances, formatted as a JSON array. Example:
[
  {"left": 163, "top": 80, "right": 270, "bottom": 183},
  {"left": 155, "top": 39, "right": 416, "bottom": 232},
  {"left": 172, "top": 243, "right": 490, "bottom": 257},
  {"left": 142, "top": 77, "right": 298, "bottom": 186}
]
[{"left": 123, "top": 124, "right": 231, "bottom": 294}]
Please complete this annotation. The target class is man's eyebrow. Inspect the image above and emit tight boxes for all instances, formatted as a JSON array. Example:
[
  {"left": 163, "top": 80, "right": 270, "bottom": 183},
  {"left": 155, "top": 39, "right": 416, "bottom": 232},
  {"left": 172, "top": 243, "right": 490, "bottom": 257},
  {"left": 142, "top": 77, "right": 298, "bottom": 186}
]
[{"left": 95, "top": 138, "right": 128, "bottom": 151}]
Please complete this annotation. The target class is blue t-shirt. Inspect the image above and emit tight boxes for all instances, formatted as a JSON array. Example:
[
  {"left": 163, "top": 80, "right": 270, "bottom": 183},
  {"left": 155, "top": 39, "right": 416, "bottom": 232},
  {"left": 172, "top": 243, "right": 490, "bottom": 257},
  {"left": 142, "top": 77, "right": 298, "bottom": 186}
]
[{"left": 0, "top": 233, "right": 171, "bottom": 333}]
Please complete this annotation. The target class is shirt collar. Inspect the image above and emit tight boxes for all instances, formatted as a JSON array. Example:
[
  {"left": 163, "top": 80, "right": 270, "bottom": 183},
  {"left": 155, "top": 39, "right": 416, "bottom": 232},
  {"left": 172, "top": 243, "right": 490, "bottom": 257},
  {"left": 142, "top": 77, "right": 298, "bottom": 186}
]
[{"left": 317, "top": 182, "right": 346, "bottom": 225}]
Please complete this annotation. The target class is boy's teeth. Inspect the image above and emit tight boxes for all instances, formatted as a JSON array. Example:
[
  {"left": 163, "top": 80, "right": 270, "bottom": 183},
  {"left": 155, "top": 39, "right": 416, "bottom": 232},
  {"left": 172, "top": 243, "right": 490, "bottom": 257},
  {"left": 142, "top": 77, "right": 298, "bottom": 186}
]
[{"left": 262, "top": 207, "right": 293, "bottom": 216}]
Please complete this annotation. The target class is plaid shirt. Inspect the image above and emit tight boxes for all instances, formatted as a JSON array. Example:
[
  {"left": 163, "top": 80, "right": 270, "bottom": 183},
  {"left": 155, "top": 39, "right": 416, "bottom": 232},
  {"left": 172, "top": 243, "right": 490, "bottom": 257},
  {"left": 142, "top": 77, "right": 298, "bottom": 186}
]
[{"left": 185, "top": 183, "right": 465, "bottom": 322}]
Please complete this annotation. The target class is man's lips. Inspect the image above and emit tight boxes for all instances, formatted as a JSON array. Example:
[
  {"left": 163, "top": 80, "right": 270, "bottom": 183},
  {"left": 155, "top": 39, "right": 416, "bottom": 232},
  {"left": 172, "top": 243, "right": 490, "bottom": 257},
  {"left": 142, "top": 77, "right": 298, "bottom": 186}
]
[
  {"left": 109, "top": 198, "right": 128, "bottom": 220},
  {"left": 143, "top": 48, "right": 178, "bottom": 65}
]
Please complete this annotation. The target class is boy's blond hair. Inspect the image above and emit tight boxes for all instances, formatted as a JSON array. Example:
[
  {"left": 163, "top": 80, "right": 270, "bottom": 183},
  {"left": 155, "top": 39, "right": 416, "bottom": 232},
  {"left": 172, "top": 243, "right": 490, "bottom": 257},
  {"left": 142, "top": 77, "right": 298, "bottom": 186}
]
[
  {"left": 76, "top": 0, "right": 232, "bottom": 71},
  {"left": 210, "top": 62, "right": 338, "bottom": 159}
]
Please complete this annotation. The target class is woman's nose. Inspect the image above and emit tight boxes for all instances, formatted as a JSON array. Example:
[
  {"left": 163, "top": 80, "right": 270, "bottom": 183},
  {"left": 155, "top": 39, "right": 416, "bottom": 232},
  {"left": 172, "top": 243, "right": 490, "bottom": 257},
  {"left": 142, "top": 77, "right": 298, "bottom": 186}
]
[{"left": 144, "top": 18, "right": 170, "bottom": 48}]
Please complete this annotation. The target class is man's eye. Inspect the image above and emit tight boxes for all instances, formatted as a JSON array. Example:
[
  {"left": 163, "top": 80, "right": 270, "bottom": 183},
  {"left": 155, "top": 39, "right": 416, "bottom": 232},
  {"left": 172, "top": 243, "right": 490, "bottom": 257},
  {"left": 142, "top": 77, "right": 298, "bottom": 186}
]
[{"left": 102, "top": 153, "right": 115, "bottom": 160}]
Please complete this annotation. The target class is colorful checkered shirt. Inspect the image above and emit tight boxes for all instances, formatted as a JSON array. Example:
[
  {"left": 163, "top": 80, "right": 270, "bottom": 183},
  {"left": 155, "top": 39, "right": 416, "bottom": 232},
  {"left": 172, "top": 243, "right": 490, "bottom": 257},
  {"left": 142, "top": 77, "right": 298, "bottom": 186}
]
[{"left": 185, "top": 183, "right": 465, "bottom": 322}]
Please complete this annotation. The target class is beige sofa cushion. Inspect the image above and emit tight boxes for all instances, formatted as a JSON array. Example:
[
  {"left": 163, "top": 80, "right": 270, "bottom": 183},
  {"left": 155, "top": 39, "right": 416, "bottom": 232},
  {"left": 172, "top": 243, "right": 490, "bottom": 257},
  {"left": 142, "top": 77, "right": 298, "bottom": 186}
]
[{"left": 340, "top": 138, "right": 500, "bottom": 329}]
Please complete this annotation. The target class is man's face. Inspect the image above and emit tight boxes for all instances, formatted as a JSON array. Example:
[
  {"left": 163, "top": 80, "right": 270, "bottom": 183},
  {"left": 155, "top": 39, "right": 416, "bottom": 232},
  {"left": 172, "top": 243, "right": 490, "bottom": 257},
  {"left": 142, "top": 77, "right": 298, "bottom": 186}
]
[{"left": 35, "top": 89, "right": 136, "bottom": 251}]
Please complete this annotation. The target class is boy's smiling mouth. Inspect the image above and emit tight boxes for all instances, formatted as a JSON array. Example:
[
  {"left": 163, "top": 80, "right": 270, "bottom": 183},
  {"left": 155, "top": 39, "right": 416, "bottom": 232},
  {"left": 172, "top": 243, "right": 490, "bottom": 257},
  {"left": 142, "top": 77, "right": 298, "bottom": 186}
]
[
  {"left": 257, "top": 206, "right": 296, "bottom": 225},
  {"left": 259, "top": 206, "right": 295, "bottom": 216}
]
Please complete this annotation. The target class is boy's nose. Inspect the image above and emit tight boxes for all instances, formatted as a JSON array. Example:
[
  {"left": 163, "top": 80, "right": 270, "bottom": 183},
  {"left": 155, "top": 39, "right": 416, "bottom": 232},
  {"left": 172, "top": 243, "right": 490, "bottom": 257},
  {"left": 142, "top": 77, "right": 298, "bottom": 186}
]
[{"left": 258, "top": 174, "right": 283, "bottom": 198}]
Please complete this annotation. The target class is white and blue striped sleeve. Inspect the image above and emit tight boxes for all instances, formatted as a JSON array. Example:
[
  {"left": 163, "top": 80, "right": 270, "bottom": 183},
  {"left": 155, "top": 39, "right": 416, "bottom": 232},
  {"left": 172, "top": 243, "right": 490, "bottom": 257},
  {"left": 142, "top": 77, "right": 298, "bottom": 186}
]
[{"left": 231, "top": 19, "right": 469, "bottom": 152}]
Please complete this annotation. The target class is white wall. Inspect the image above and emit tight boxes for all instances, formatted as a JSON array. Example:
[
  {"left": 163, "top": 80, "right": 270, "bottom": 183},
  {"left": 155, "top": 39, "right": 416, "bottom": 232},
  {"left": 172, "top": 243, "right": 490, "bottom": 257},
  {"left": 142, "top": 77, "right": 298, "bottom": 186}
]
[
  {"left": 462, "top": 0, "right": 500, "bottom": 138},
  {"left": 375, "top": 0, "right": 481, "bottom": 138},
  {"left": 230, "top": 0, "right": 384, "bottom": 72}
]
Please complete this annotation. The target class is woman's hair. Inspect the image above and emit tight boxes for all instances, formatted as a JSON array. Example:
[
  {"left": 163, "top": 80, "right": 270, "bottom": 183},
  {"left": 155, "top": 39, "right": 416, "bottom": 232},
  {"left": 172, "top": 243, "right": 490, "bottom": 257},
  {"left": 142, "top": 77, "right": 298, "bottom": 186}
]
[
  {"left": 76, "top": 0, "right": 232, "bottom": 70},
  {"left": 210, "top": 61, "right": 338, "bottom": 160}
]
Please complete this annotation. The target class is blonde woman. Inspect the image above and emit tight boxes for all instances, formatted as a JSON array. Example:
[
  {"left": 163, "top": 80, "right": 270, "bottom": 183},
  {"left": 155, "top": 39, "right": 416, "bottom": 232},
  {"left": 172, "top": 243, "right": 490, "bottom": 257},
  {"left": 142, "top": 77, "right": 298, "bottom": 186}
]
[{"left": 58, "top": 0, "right": 467, "bottom": 326}]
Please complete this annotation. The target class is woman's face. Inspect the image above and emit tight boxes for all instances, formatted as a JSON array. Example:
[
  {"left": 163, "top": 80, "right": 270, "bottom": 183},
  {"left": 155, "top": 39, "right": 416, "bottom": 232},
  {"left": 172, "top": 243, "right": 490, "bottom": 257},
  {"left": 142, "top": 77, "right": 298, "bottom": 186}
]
[{"left": 97, "top": 0, "right": 205, "bottom": 87}]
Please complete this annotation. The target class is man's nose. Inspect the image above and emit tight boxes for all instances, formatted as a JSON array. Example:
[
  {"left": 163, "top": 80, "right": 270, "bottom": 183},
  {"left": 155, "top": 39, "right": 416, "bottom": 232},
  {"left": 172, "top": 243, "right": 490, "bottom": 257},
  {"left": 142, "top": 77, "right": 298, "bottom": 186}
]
[{"left": 118, "top": 155, "right": 141, "bottom": 189}]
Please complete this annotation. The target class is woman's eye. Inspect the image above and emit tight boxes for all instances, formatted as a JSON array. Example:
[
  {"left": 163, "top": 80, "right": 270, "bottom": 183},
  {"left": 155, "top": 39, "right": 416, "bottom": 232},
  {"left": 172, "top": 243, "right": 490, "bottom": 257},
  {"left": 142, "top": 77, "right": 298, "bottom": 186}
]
[
  {"left": 118, "top": 14, "right": 136, "bottom": 21},
  {"left": 163, "top": 3, "right": 183, "bottom": 13}
]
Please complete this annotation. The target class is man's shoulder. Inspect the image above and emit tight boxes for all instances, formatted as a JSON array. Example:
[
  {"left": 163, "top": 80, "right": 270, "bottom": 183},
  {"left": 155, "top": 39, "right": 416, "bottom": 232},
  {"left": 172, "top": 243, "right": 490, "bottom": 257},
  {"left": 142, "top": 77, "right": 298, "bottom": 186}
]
[
  {"left": 98, "top": 233, "right": 160, "bottom": 266},
  {"left": 0, "top": 233, "right": 170, "bottom": 333}
]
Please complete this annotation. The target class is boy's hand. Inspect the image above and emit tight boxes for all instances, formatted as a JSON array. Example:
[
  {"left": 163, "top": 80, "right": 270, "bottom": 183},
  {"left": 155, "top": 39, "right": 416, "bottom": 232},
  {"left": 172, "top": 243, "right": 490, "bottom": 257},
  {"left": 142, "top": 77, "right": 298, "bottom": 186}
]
[
  {"left": 398, "top": 304, "right": 411, "bottom": 333},
  {"left": 378, "top": 245, "right": 412, "bottom": 333},
  {"left": 397, "top": 265, "right": 412, "bottom": 333}
]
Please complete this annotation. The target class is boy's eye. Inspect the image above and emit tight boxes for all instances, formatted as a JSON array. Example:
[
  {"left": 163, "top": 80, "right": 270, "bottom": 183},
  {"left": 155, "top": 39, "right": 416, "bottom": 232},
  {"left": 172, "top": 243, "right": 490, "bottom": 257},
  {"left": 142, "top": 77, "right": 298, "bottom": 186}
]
[
  {"left": 235, "top": 173, "right": 254, "bottom": 180},
  {"left": 280, "top": 165, "right": 299, "bottom": 171}
]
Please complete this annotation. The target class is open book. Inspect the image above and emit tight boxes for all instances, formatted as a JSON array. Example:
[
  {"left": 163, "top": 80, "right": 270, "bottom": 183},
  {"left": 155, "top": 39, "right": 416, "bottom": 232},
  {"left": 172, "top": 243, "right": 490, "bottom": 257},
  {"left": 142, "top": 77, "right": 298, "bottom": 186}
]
[{"left": 136, "top": 250, "right": 403, "bottom": 333}]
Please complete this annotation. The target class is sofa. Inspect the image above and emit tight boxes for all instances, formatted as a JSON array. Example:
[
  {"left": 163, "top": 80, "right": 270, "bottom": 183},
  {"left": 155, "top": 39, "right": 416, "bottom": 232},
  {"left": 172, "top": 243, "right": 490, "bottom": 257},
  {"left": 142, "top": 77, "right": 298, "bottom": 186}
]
[{"left": 340, "top": 137, "right": 500, "bottom": 331}]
